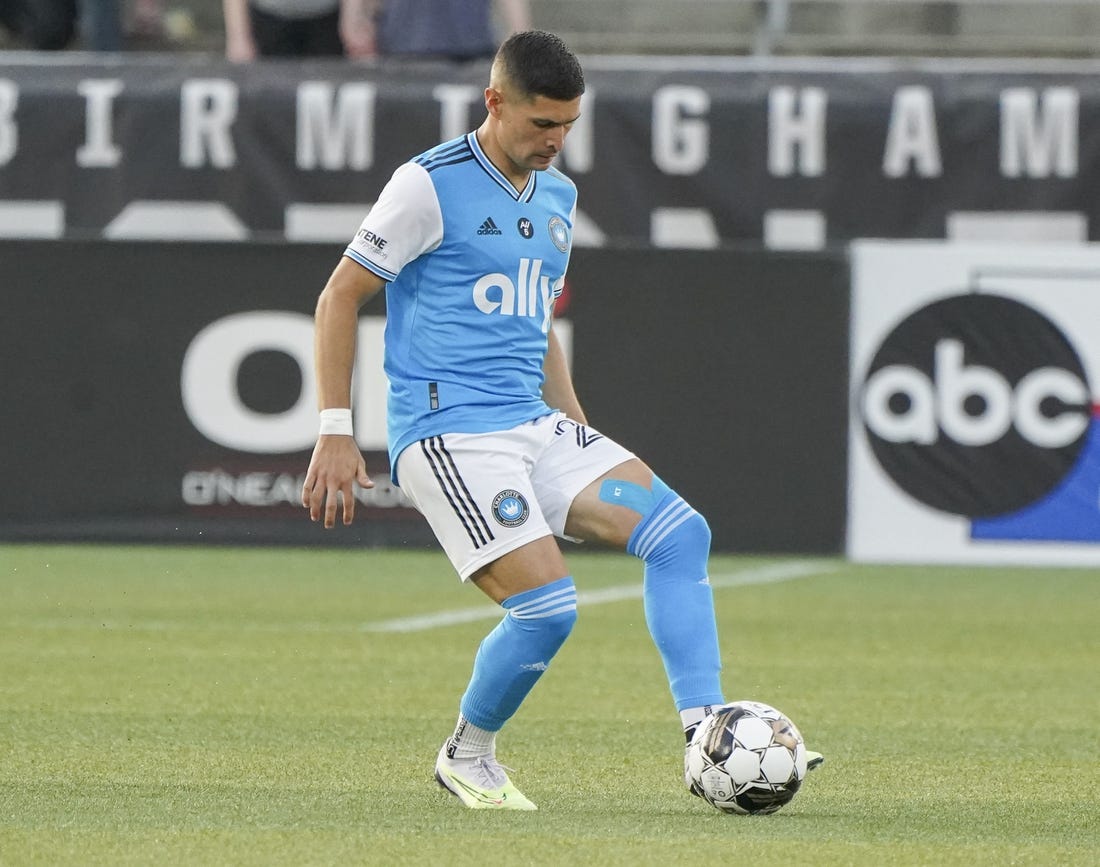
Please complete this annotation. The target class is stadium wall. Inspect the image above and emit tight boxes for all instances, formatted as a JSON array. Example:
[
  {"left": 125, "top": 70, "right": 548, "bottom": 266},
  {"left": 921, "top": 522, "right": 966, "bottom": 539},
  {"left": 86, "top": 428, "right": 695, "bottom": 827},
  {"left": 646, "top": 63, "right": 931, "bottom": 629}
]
[{"left": 0, "top": 240, "right": 849, "bottom": 553}]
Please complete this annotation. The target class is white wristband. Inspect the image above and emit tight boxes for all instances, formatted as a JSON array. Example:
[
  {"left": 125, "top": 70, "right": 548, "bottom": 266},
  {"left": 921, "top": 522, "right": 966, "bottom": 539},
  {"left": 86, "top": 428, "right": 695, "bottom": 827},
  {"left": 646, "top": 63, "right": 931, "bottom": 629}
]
[{"left": 319, "top": 408, "right": 354, "bottom": 436}]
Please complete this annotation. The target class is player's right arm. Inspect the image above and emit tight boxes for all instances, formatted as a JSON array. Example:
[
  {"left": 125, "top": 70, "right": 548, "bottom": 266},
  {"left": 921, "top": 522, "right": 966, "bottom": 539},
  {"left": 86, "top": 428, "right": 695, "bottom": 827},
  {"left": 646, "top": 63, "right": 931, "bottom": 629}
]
[
  {"left": 301, "top": 257, "right": 387, "bottom": 528},
  {"left": 303, "top": 159, "right": 441, "bottom": 527}
]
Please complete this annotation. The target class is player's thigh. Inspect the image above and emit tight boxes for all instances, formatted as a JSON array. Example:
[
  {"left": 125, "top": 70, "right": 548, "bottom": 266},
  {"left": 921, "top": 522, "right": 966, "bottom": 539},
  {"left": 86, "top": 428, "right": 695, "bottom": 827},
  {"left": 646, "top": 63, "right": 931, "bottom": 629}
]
[
  {"left": 530, "top": 415, "right": 649, "bottom": 549},
  {"left": 468, "top": 535, "right": 570, "bottom": 604},
  {"left": 563, "top": 457, "right": 657, "bottom": 548},
  {"left": 396, "top": 431, "right": 559, "bottom": 583}
]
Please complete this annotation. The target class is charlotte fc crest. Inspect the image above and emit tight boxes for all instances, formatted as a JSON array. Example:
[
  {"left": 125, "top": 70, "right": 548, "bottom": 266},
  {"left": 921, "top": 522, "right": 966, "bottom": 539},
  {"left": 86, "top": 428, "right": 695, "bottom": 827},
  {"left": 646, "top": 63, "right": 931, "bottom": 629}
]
[{"left": 491, "top": 490, "right": 530, "bottom": 527}]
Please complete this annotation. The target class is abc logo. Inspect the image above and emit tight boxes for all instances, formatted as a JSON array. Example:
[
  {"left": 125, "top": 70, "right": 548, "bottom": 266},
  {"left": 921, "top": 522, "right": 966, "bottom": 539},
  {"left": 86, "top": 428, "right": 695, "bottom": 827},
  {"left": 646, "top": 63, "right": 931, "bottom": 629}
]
[{"left": 860, "top": 294, "right": 1091, "bottom": 518}]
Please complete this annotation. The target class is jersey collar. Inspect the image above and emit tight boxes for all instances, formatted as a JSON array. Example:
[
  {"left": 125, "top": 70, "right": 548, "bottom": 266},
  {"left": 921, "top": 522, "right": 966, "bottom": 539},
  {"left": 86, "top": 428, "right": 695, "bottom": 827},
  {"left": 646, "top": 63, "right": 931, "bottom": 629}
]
[{"left": 467, "top": 132, "right": 537, "bottom": 203}]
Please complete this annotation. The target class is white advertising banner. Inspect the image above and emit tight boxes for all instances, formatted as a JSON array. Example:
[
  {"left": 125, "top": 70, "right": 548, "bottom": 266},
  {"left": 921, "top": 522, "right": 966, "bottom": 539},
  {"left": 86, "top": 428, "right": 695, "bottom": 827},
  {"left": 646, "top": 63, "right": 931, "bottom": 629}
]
[{"left": 848, "top": 241, "right": 1100, "bottom": 565}]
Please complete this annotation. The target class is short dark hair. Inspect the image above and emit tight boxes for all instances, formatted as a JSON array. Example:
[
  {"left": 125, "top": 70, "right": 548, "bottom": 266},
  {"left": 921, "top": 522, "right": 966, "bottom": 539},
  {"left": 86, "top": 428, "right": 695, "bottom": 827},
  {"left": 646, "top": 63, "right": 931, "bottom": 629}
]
[{"left": 494, "top": 30, "right": 585, "bottom": 101}]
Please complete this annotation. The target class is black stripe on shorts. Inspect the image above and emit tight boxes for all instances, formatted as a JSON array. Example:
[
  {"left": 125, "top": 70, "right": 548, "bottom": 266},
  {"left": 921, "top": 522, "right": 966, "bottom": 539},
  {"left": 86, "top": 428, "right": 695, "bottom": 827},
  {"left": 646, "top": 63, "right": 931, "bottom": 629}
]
[{"left": 420, "top": 436, "right": 495, "bottom": 549}]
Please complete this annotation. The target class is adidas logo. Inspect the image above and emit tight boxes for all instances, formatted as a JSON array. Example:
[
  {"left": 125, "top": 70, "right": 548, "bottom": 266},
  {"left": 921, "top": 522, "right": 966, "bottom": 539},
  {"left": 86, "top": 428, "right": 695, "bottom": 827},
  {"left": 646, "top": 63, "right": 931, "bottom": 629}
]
[{"left": 477, "top": 216, "right": 503, "bottom": 236}]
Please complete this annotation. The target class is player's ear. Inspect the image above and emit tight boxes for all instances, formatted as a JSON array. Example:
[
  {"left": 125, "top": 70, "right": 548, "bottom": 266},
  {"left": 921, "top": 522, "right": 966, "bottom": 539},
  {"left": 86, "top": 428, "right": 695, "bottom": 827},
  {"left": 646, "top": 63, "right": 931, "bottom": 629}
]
[{"left": 485, "top": 86, "right": 504, "bottom": 118}]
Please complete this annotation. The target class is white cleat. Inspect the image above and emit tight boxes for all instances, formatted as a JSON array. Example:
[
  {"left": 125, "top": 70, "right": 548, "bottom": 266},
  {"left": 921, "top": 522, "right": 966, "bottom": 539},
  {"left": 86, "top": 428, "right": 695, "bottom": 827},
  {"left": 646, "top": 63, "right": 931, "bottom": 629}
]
[{"left": 434, "top": 743, "right": 538, "bottom": 811}]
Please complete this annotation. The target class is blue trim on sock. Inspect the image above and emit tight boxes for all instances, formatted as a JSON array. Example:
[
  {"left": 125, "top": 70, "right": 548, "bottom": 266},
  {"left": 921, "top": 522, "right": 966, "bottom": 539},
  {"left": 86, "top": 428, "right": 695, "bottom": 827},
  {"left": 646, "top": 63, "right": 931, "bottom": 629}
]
[{"left": 501, "top": 575, "right": 575, "bottom": 611}]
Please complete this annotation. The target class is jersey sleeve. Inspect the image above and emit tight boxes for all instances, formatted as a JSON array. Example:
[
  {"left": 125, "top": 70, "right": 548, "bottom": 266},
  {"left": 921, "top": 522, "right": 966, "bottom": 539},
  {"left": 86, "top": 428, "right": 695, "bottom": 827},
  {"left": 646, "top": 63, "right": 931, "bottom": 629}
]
[{"left": 344, "top": 162, "right": 443, "bottom": 281}]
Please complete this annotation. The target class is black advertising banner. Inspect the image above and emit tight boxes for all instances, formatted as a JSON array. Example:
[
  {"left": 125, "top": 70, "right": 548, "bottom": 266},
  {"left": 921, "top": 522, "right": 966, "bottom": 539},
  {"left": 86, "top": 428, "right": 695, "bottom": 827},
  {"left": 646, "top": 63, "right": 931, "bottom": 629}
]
[
  {"left": 0, "top": 240, "right": 848, "bottom": 552},
  {"left": 0, "top": 239, "right": 426, "bottom": 547},
  {"left": 567, "top": 247, "right": 851, "bottom": 554},
  {"left": 0, "top": 55, "right": 1097, "bottom": 245}
]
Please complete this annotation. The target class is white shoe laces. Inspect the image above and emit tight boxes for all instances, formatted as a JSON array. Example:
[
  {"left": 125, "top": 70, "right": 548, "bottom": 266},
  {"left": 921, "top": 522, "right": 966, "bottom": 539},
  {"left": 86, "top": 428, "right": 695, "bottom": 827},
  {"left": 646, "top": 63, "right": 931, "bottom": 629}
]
[{"left": 464, "top": 755, "right": 511, "bottom": 790}]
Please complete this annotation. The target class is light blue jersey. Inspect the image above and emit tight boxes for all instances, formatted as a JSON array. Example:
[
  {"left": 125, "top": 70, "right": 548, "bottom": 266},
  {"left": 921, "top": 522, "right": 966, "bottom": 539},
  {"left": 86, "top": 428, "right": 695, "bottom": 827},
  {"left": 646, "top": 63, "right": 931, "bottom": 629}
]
[{"left": 344, "top": 132, "right": 576, "bottom": 480}]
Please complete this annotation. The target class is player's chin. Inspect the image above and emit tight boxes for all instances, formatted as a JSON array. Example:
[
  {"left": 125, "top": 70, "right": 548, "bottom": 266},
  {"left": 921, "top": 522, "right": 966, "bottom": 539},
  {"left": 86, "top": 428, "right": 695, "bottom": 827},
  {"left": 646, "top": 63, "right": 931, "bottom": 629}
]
[{"left": 530, "top": 153, "right": 557, "bottom": 169}]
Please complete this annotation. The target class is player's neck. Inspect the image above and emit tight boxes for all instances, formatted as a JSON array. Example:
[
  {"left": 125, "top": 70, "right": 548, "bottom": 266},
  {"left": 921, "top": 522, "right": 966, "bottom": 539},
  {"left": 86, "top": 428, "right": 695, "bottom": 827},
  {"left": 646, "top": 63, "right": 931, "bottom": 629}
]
[{"left": 474, "top": 125, "right": 531, "bottom": 193}]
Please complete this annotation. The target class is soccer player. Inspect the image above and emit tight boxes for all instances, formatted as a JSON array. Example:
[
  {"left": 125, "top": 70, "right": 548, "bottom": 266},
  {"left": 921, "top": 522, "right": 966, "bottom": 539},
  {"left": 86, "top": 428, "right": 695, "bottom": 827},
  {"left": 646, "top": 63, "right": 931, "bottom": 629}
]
[{"left": 302, "top": 30, "right": 819, "bottom": 810}]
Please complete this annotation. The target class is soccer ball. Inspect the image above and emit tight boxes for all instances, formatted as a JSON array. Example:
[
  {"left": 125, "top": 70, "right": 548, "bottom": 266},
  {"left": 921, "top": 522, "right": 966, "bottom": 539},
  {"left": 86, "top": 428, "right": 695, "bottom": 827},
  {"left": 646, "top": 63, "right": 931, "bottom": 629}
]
[{"left": 685, "top": 700, "right": 808, "bottom": 815}]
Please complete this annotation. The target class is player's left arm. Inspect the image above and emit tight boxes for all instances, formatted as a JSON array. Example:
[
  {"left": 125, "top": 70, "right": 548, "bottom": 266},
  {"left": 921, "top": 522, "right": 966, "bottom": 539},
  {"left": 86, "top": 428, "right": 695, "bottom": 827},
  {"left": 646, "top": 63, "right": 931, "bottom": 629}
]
[{"left": 542, "top": 324, "right": 587, "bottom": 425}]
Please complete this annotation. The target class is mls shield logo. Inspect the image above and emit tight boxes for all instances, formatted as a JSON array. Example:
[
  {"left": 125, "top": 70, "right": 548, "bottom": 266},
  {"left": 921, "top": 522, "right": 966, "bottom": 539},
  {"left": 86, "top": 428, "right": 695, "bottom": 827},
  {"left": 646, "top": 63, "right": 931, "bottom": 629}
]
[{"left": 491, "top": 489, "right": 530, "bottom": 527}]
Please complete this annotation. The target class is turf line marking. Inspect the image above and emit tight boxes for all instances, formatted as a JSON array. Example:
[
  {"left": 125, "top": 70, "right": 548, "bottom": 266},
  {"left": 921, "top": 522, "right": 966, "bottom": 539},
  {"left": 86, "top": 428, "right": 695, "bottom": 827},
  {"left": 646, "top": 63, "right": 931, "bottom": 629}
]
[
  {"left": 360, "top": 560, "right": 837, "bottom": 633},
  {"left": 12, "top": 560, "right": 837, "bottom": 634}
]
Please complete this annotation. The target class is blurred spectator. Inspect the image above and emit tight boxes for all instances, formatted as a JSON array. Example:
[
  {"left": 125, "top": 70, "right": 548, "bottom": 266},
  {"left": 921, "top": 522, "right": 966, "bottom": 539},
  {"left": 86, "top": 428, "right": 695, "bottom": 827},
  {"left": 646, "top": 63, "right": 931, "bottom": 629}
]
[
  {"left": 0, "top": 0, "right": 78, "bottom": 49},
  {"left": 84, "top": 0, "right": 122, "bottom": 50},
  {"left": 131, "top": 0, "right": 163, "bottom": 36},
  {"left": 367, "top": 0, "right": 530, "bottom": 61},
  {"left": 223, "top": 0, "right": 373, "bottom": 61},
  {"left": 0, "top": 0, "right": 165, "bottom": 51}
]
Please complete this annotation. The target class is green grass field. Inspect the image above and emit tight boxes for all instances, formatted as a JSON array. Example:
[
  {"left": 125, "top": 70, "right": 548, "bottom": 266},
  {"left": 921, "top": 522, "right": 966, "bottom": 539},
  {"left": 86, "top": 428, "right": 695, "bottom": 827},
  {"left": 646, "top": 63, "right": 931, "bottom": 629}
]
[{"left": 2, "top": 544, "right": 1098, "bottom": 865}]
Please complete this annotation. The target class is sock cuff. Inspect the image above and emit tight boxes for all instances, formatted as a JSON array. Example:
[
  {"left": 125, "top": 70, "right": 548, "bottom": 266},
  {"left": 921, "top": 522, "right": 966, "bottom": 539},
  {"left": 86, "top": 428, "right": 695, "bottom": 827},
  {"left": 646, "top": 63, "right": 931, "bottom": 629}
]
[
  {"left": 502, "top": 576, "right": 577, "bottom": 620},
  {"left": 448, "top": 714, "right": 497, "bottom": 757}
]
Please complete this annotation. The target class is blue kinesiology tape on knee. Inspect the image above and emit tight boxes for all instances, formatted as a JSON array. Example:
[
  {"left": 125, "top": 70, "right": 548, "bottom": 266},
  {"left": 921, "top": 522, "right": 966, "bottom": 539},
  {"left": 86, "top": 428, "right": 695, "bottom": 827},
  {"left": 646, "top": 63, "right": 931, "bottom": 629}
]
[
  {"left": 627, "top": 485, "right": 724, "bottom": 711},
  {"left": 459, "top": 576, "right": 578, "bottom": 731}
]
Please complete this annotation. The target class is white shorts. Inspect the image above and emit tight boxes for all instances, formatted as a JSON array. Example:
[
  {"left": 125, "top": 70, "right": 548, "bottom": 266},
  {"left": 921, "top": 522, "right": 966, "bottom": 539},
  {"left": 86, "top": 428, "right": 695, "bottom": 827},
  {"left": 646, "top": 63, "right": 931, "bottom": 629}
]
[{"left": 395, "top": 412, "right": 636, "bottom": 580}]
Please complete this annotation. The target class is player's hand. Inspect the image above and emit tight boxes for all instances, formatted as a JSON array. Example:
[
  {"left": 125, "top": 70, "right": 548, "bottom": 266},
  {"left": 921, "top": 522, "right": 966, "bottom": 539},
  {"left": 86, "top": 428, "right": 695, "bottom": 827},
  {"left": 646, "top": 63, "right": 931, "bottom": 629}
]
[{"left": 301, "top": 435, "right": 374, "bottom": 528}]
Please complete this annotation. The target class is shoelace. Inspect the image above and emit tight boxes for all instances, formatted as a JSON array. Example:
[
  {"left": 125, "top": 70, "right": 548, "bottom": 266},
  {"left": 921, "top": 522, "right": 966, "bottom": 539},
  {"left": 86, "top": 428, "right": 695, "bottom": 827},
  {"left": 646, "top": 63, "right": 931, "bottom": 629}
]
[{"left": 468, "top": 756, "right": 512, "bottom": 790}]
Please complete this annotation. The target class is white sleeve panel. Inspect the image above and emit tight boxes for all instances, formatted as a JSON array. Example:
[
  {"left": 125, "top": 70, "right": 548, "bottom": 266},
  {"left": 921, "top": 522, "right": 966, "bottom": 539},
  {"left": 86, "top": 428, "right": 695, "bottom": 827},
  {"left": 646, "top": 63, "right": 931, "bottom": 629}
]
[{"left": 344, "top": 162, "right": 443, "bottom": 280}]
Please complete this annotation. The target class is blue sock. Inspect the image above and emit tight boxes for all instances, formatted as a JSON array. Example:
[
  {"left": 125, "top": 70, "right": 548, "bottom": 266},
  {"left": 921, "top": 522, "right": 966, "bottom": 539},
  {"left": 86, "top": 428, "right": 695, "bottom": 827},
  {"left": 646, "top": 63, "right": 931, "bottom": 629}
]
[
  {"left": 458, "top": 577, "right": 578, "bottom": 732},
  {"left": 628, "top": 483, "right": 724, "bottom": 711}
]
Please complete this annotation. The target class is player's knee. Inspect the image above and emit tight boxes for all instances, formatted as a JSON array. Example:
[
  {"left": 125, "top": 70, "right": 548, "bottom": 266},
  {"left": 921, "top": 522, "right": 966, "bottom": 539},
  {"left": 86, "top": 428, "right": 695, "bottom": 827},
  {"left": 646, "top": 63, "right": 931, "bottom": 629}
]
[
  {"left": 628, "top": 486, "right": 711, "bottom": 571},
  {"left": 529, "top": 604, "right": 577, "bottom": 647},
  {"left": 503, "top": 576, "right": 578, "bottom": 649},
  {"left": 691, "top": 508, "right": 713, "bottom": 547},
  {"left": 651, "top": 508, "right": 711, "bottom": 571}
]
